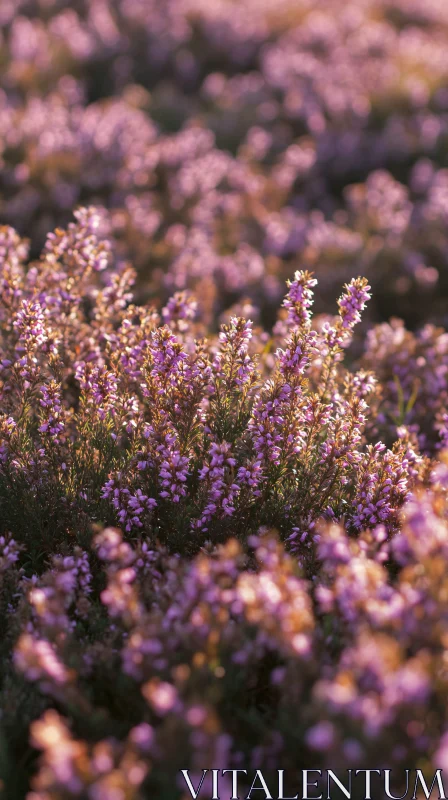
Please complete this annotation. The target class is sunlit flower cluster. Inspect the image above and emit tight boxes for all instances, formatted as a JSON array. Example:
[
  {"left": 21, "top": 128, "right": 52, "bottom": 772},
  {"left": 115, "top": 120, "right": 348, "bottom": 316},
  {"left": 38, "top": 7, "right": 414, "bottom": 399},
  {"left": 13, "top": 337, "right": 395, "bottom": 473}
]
[{"left": 0, "top": 210, "right": 444, "bottom": 797}]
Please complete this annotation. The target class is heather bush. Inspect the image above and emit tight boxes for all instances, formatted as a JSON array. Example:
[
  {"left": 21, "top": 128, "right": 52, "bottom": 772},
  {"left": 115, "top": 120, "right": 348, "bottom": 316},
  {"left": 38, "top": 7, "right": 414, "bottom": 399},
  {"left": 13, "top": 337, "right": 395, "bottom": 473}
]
[
  {"left": 0, "top": 211, "right": 444, "bottom": 797},
  {"left": 0, "top": 213, "right": 423, "bottom": 560}
]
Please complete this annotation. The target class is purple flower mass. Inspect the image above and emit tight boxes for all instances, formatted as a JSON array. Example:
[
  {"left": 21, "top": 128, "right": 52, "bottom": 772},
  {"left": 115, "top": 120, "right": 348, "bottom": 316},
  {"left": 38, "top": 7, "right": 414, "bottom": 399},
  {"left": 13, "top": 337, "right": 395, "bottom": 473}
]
[{"left": 1, "top": 1, "right": 448, "bottom": 797}]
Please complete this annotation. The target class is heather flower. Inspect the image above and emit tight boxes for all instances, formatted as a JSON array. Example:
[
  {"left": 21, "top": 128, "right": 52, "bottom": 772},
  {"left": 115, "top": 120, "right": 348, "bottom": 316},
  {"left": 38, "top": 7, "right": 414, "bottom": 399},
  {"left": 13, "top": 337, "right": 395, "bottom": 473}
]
[
  {"left": 101, "top": 477, "right": 157, "bottom": 532},
  {"left": 147, "top": 326, "right": 188, "bottom": 383},
  {"left": 338, "top": 278, "right": 372, "bottom": 334},
  {"left": 283, "top": 270, "right": 317, "bottom": 328},
  {"left": 14, "top": 635, "right": 71, "bottom": 687},
  {"left": 194, "top": 441, "right": 239, "bottom": 530},
  {"left": 29, "top": 710, "right": 149, "bottom": 799},
  {"left": 0, "top": 534, "right": 21, "bottom": 573},
  {"left": 162, "top": 291, "right": 198, "bottom": 331},
  {"left": 75, "top": 362, "right": 119, "bottom": 421},
  {"left": 158, "top": 442, "right": 189, "bottom": 503},
  {"left": 39, "top": 382, "right": 65, "bottom": 443},
  {"left": 350, "top": 441, "right": 413, "bottom": 532}
]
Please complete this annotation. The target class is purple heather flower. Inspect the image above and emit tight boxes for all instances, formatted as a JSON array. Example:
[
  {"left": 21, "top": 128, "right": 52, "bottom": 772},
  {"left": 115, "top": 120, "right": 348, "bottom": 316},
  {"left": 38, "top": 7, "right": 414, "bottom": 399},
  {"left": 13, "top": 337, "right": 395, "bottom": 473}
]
[{"left": 283, "top": 270, "right": 317, "bottom": 328}]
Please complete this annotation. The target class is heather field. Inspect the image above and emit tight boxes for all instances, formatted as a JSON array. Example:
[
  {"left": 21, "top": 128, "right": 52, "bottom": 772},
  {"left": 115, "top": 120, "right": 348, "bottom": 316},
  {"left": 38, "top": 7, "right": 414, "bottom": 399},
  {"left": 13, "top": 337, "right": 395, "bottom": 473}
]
[{"left": 2, "top": 1, "right": 448, "bottom": 798}]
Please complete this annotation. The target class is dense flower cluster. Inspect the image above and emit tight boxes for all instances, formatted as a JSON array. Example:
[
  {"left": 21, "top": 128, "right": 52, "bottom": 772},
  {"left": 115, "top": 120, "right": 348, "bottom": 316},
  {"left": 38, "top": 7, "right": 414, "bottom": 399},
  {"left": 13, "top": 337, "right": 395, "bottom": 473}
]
[
  {"left": 0, "top": 211, "right": 444, "bottom": 797},
  {"left": 3, "top": 219, "right": 420, "bottom": 550},
  {"left": 0, "top": 1, "right": 448, "bottom": 324},
  {"left": 1, "top": 1, "right": 448, "bottom": 797},
  {"left": 363, "top": 319, "right": 448, "bottom": 453}
]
